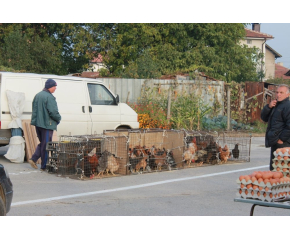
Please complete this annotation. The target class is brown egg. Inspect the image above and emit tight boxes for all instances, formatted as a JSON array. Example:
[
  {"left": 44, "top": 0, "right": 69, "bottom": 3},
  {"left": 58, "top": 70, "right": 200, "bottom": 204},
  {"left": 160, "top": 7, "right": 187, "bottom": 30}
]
[
  {"left": 246, "top": 184, "right": 252, "bottom": 189},
  {"left": 273, "top": 172, "right": 280, "bottom": 178},
  {"left": 284, "top": 156, "right": 289, "bottom": 160},
  {"left": 244, "top": 175, "right": 250, "bottom": 182},
  {"left": 263, "top": 192, "right": 266, "bottom": 197},
  {"left": 258, "top": 186, "right": 263, "bottom": 191},
  {"left": 264, "top": 179, "right": 270, "bottom": 184},
  {"left": 282, "top": 148, "right": 288, "bottom": 154},
  {"left": 240, "top": 183, "right": 245, "bottom": 188},
  {"left": 265, "top": 186, "right": 269, "bottom": 192},
  {"left": 277, "top": 167, "right": 281, "bottom": 171},
  {"left": 288, "top": 162, "right": 290, "bottom": 167},
  {"left": 276, "top": 148, "right": 281, "bottom": 153},
  {"left": 258, "top": 178, "right": 264, "bottom": 184},
  {"left": 245, "top": 189, "right": 248, "bottom": 195},
  {"left": 252, "top": 185, "right": 258, "bottom": 190},
  {"left": 256, "top": 172, "right": 262, "bottom": 179},
  {"left": 263, "top": 173, "right": 271, "bottom": 179},
  {"left": 239, "top": 189, "right": 242, "bottom": 194},
  {"left": 257, "top": 191, "right": 261, "bottom": 196},
  {"left": 239, "top": 175, "right": 245, "bottom": 181},
  {"left": 251, "top": 176, "right": 257, "bottom": 182},
  {"left": 270, "top": 179, "right": 276, "bottom": 185},
  {"left": 281, "top": 161, "right": 285, "bottom": 166},
  {"left": 269, "top": 193, "right": 273, "bottom": 198},
  {"left": 277, "top": 156, "right": 282, "bottom": 160},
  {"left": 283, "top": 168, "right": 287, "bottom": 172}
]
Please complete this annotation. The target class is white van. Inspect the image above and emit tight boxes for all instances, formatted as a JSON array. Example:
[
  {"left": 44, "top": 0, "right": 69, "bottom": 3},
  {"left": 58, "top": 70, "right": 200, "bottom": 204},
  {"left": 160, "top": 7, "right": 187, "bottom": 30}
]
[{"left": 0, "top": 72, "right": 139, "bottom": 145}]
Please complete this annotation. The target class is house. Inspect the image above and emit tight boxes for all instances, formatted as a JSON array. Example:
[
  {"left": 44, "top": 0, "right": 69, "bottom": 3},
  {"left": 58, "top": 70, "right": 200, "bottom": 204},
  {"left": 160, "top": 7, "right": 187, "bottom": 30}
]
[
  {"left": 240, "top": 23, "right": 282, "bottom": 81},
  {"left": 88, "top": 54, "right": 105, "bottom": 72},
  {"left": 275, "top": 63, "right": 290, "bottom": 80}
]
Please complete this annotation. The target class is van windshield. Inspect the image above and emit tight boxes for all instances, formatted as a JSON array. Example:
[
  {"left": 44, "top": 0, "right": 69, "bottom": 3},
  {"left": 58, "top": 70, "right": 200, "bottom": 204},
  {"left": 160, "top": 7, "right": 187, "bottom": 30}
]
[{"left": 87, "top": 84, "right": 116, "bottom": 105}]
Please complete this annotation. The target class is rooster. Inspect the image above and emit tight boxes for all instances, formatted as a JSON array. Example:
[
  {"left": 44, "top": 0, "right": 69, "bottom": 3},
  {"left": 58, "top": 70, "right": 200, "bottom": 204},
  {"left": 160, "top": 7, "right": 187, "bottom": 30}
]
[{"left": 218, "top": 144, "right": 231, "bottom": 164}]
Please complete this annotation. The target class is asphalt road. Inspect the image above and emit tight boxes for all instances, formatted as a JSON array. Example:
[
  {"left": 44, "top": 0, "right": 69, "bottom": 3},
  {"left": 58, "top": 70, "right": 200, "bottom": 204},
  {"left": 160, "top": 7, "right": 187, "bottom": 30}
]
[{"left": 1, "top": 137, "right": 289, "bottom": 217}]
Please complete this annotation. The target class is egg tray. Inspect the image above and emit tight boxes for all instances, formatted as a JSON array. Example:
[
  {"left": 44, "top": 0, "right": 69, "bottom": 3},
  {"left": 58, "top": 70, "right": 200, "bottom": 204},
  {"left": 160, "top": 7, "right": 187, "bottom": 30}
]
[
  {"left": 236, "top": 178, "right": 290, "bottom": 202},
  {"left": 236, "top": 188, "right": 290, "bottom": 202},
  {"left": 273, "top": 149, "right": 290, "bottom": 158},
  {"left": 272, "top": 158, "right": 290, "bottom": 174}
]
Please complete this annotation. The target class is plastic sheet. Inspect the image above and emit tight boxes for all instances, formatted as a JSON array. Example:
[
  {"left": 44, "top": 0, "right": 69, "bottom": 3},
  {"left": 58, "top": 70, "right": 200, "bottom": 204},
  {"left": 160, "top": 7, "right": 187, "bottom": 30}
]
[{"left": 4, "top": 136, "right": 25, "bottom": 163}]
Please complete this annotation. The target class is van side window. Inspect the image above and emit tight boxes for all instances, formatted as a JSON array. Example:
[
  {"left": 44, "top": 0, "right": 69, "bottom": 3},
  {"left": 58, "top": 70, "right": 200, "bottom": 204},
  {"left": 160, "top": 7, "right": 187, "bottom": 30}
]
[{"left": 87, "top": 83, "right": 116, "bottom": 105}]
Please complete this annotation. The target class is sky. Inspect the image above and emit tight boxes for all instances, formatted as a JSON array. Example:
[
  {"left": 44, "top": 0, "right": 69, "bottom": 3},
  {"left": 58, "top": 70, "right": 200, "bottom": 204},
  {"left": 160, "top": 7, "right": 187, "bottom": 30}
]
[{"left": 247, "top": 23, "right": 290, "bottom": 69}]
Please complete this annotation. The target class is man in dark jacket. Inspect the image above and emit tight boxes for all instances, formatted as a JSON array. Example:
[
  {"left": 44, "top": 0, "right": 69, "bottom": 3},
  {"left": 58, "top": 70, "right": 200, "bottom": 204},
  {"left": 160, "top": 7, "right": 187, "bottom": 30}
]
[
  {"left": 261, "top": 84, "right": 290, "bottom": 170},
  {"left": 28, "top": 79, "right": 61, "bottom": 171}
]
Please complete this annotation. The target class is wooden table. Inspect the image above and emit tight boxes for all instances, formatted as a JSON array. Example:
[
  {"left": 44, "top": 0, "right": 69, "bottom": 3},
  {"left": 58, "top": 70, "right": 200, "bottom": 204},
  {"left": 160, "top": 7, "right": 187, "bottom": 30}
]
[{"left": 234, "top": 198, "right": 290, "bottom": 216}]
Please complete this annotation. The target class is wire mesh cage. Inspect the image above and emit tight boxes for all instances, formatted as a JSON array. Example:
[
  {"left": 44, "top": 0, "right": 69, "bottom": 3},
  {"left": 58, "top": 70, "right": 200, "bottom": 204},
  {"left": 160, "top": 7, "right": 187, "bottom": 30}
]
[
  {"left": 104, "top": 128, "right": 185, "bottom": 173},
  {"left": 45, "top": 134, "right": 128, "bottom": 180},
  {"left": 183, "top": 130, "right": 220, "bottom": 167},
  {"left": 217, "top": 131, "right": 252, "bottom": 163},
  {"left": 183, "top": 130, "right": 252, "bottom": 166}
]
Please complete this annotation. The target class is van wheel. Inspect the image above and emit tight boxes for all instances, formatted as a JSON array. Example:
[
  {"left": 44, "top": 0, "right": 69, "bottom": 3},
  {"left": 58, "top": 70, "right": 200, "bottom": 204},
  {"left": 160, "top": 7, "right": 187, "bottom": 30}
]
[
  {"left": 116, "top": 126, "right": 130, "bottom": 130},
  {"left": 0, "top": 196, "right": 6, "bottom": 216}
]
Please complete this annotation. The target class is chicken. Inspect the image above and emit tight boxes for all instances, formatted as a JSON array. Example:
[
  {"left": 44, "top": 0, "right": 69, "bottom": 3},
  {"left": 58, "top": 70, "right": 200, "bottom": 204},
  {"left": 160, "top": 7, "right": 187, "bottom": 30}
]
[
  {"left": 135, "top": 156, "right": 147, "bottom": 172},
  {"left": 129, "top": 145, "right": 150, "bottom": 173},
  {"left": 205, "top": 140, "right": 219, "bottom": 164},
  {"left": 96, "top": 151, "right": 108, "bottom": 178},
  {"left": 166, "top": 150, "right": 176, "bottom": 169},
  {"left": 195, "top": 149, "right": 207, "bottom": 163},
  {"left": 88, "top": 154, "right": 99, "bottom": 178},
  {"left": 183, "top": 149, "right": 194, "bottom": 167},
  {"left": 232, "top": 143, "right": 240, "bottom": 159},
  {"left": 106, "top": 153, "right": 119, "bottom": 176},
  {"left": 218, "top": 144, "right": 231, "bottom": 164},
  {"left": 87, "top": 147, "right": 99, "bottom": 178},
  {"left": 191, "top": 137, "right": 198, "bottom": 152},
  {"left": 155, "top": 147, "right": 167, "bottom": 171}
]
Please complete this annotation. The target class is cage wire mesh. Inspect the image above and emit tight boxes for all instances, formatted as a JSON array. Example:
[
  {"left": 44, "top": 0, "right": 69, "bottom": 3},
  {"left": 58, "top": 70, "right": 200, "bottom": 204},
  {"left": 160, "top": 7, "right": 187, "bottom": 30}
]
[
  {"left": 45, "top": 134, "right": 128, "bottom": 180},
  {"left": 217, "top": 131, "right": 252, "bottom": 163},
  {"left": 104, "top": 128, "right": 185, "bottom": 174},
  {"left": 45, "top": 129, "right": 252, "bottom": 180},
  {"left": 183, "top": 130, "right": 220, "bottom": 167}
]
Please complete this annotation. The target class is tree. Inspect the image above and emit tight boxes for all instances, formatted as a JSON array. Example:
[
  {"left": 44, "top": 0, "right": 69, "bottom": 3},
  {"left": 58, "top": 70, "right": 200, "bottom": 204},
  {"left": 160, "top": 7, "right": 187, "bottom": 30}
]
[
  {"left": 98, "top": 23, "right": 261, "bottom": 82},
  {"left": 0, "top": 23, "right": 102, "bottom": 74}
]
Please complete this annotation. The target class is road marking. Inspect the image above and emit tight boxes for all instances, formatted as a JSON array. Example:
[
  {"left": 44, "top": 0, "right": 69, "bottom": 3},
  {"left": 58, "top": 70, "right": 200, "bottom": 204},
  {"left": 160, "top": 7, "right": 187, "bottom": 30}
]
[
  {"left": 11, "top": 165, "right": 268, "bottom": 207},
  {"left": 9, "top": 171, "right": 39, "bottom": 175}
]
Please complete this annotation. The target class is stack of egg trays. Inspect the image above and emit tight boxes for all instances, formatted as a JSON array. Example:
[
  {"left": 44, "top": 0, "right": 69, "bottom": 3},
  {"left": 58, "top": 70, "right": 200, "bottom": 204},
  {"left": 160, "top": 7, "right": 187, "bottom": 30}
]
[
  {"left": 272, "top": 149, "right": 290, "bottom": 177},
  {"left": 236, "top": 178, "right": 290, "bottom": 202}
]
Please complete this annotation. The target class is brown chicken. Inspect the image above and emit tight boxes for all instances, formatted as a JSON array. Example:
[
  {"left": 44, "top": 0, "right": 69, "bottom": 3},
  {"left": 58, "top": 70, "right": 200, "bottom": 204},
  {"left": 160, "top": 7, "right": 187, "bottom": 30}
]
[
  {"left": 88, "top": 154, "right": 99, "bottom": 178},
  {"left": 135, "top": 156, "right": 147, "bottom": 172},
  {"left": 150, "top": 147, "right": 167, "bottom": 171},
  {"left": 218, "top": 144, "right": 231, "bottom": 164}
]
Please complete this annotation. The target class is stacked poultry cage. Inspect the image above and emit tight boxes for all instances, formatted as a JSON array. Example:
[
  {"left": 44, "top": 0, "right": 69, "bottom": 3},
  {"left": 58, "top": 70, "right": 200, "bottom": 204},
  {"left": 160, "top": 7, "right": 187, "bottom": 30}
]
[
  {"left": 46, "top": 134, "right": 128, "bottom": 179},
  {"left": 104, "top": 129, "right": 185, "bottom": 174}
]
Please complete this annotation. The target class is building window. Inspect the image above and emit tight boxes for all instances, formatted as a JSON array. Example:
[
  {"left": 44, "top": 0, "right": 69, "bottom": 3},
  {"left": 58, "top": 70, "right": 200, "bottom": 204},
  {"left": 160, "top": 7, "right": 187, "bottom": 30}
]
[{"left": 247, "top": 39, "right": 252, "bottom": 44}]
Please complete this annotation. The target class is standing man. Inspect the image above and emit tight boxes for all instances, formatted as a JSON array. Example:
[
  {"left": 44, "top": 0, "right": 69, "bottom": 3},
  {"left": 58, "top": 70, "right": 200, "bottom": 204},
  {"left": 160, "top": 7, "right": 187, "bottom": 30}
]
[
  {"left": 28, "top": 79, "right": 61, "bottom": 171},
  {"left": 261, "top": 84, "right": 290, "bottom": 170}
]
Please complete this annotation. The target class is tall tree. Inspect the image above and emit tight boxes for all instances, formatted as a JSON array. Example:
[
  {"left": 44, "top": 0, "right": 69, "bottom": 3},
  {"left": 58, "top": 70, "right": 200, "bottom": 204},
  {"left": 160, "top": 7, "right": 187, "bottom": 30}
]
[{"left": 98, "top": 23, "right": 261, "bottom": 82}]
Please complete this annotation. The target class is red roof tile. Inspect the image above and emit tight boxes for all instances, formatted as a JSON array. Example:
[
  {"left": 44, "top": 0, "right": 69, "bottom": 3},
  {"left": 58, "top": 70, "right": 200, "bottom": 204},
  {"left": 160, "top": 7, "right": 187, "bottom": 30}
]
[
  {"left": 245, "top": 28, "right": 274, "bottom": 39},
  {"left": 275, "top": 64, "right": 290, "bottom": 79},
  {"left": 90, "top": 54, "right": 103, "bottom": 63}
]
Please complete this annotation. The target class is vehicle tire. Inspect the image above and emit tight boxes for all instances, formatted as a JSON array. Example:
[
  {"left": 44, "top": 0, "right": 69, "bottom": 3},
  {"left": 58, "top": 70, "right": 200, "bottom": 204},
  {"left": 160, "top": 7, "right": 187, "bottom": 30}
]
[{"left": 0, "top": 196, "right": 6, "bottom": 216}]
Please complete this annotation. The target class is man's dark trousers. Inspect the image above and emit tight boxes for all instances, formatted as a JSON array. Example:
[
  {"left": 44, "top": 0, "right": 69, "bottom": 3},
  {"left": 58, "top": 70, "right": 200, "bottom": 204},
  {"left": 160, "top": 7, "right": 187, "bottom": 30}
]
[{"left": 31, "top": 126, "right": 53, "bottom": 170}]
